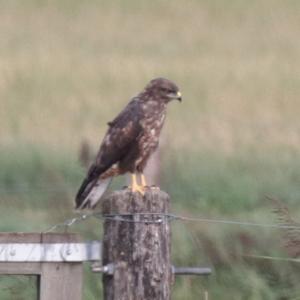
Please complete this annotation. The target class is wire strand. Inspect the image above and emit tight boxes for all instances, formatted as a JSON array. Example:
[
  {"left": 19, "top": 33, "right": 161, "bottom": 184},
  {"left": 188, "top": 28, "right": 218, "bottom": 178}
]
[
  {"left": 174, "top": 215, "right": 300, "bottom": 230},
  {"left": 41, "top": 212, "right": 300, "bottom": 264},
  {"left": 43, "top": 213, "right": 94, "bottom": 233},
  {"left": 44, "top": 212, "right": 300, "bottom": 232},
  {"left": 243, "top": 254, "right": 300, "bottom": 263},
  {"left": 98, "top": 213, "right": 300, "bottom": 230}
]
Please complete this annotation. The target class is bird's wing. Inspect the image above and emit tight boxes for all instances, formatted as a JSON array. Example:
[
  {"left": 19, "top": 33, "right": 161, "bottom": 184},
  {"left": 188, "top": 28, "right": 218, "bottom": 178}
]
[
  {"left": 75, "top": 99, "right": 143, "bottom": 208},
  {"left": 97, "top": 99, "right": 143, "bottom": 170}
]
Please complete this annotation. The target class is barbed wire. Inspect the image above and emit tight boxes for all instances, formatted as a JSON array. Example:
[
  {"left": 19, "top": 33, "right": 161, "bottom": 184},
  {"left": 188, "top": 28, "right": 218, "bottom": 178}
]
[
  {"left": 100, "top": 213, "right": 300, "bottom": 229},
  {"left": 175, "top": 215, "right": 300, "bottom": 230},
  {"left": 2, "top": 185, "right": 299, "bottom": 230},
  {"left": 43, "top": 212, "right": 300, "bottom": 233},
  {"left": 242, "top": 254, "right": 300, "bottom": 263},
  {"left": 42, "top": 212, "right": 300, "bottom": 265},
  {"left": 43, "top": 213, "right": 94, "bottom": 233}
]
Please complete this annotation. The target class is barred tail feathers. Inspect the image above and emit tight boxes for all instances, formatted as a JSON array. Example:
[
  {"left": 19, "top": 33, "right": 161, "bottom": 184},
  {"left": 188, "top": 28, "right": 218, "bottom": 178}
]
[{"left": 75, "top": 177, "right": 112, "bottom": 209}]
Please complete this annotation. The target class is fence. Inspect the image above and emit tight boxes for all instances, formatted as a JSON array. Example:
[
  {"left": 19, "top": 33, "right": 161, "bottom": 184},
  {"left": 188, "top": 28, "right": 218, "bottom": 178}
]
[
  {"left": 0, "top": 233, "right": 100, "bottom": 300},
  {"left": 0, "top": 189, "right": 211, "bottom": 300}
]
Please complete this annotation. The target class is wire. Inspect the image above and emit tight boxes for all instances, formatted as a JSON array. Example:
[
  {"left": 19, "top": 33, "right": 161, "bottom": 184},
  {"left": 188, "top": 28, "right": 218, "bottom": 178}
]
[
  {"left": 96, "top": 212, "right": 177, "bottom": 224},
  {"left": 2, "top": 187, "right": 299, "bottom": 230},
  {"left": 43, "top": 213, "right": 94, "bottom": 233},
  {"left": 42, "top": 212, "right": 300, "bottom": 265},
  {"left": 41, "top": 212, "right": 300, "bottom": 265},
  {"left": 174, "top": 215, "right": 300, "bottom": 230},
  {"left": 243, "top": 254, "right": 300, "bottom": 263},
  {"left": 98, "top": 213, "right": 300, "bottom": 230},
  {"left": 44, "top": 212, "right": 300, "bottom": 233}
]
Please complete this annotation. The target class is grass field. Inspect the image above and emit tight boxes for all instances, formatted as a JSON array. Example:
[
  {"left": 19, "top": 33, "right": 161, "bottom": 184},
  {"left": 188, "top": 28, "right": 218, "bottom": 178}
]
[{"left": 1, "top": 0, "right": 300, "bottom": 299}]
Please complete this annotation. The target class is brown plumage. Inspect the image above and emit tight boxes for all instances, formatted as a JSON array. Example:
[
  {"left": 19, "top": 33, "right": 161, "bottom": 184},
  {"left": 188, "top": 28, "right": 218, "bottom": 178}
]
[{"left": 75, "top": 78, "right": 182, "bottom": 209}]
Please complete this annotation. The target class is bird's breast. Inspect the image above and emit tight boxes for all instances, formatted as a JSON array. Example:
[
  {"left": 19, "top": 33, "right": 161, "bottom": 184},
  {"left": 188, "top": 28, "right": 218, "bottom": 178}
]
[
  {"left": 140, "top": 113, "right": 165, "bottom": 137},
  {"left": 134, "top": 110, "right": 166, "bottom": 171},
  {"left": 138, "top": 112, "right": 166, "bottom": 151}
]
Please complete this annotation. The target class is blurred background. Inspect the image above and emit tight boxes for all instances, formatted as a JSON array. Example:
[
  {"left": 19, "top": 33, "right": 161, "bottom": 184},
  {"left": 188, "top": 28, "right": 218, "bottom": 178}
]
[{"left": 1, "top": 0, "right": 300, "bottom": 299}]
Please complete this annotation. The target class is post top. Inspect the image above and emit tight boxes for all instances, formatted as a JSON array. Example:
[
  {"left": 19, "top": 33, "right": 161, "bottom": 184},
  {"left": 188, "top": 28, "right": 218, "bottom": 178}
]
[{"left": 102, "top": 187, "right": 170, "bottom": 215}]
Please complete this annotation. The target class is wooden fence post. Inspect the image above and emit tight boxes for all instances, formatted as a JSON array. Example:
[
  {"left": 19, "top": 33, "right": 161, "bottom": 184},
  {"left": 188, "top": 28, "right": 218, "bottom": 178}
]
[
  {"left": 102, "top": 188, "right": 172, "bottom": 300},
  {"left": 39, "top": 234, "right": 83, "bottom": 300}
]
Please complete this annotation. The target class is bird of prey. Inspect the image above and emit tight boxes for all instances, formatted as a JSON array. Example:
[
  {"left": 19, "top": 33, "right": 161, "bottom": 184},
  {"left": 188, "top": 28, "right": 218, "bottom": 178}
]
[{"left": 75, "top": 77, "right": 182, "bottom": 209}]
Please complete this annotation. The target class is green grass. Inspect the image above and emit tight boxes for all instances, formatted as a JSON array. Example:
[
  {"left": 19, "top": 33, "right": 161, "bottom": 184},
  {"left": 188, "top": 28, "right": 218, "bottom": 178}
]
[
  {"left": 0, "top": 147, "right": 299, "bottom": 299},
  {"left": 0, "top": 276, "right": 37, "bottom": 300},
  {"left": 163, "top": 147, "right": 300, "bottom": 214},
  {"left": 1, "top": 0, "right": 300, "bottom": 299}
]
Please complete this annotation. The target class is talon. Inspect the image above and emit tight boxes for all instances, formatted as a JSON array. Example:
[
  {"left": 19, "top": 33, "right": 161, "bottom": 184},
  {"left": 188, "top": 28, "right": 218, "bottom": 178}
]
[
  {"left": 141, "top": 174, "right": 147, "bottom": 187},
  {"left": 132, "top": 185, "right": 145, "bottom": 195},
  {"left": 131, "top": 174, "right": 145, "bottom": 195}
]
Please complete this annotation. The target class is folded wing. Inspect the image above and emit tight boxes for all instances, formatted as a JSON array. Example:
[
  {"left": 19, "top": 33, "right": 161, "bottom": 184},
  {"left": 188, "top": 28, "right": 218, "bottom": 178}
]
[{"left": 75, "top": 99, "right": 143, "bottom": 209}]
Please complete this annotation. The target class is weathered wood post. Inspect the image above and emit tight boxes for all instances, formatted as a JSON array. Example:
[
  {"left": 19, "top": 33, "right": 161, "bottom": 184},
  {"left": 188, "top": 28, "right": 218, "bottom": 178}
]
[{"left": 102, "top": 188, "right": 172, "bottom": 300}]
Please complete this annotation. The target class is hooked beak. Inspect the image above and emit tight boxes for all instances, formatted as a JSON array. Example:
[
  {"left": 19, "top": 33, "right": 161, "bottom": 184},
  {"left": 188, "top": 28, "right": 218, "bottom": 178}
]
[
  {"left": 168, "top": 91, "right": 182, "bottom": 102},
  {"left": 176, "top": 91, "right": 182, "bottom": 102}
]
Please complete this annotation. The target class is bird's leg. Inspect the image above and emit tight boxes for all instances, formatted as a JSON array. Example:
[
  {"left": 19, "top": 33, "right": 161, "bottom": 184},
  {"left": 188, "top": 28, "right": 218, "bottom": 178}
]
[
  {"left": 131, "top": 173, "right": 145, "bottom": 195},
  {"left": 141, "top": 173, "right": 147, "bottom": 187}
]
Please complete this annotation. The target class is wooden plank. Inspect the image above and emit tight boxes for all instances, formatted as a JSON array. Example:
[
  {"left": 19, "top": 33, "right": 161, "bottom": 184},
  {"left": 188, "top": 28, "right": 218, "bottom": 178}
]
[
  {"left": 40, "top": 233, "right": 81, "bottom": 243},
  {"left": 0, "top": 233, "right": 80, "bottom": 243},
  {"left": 0, "top": 262, "right": 41, "bottom": 275},
  {"left": 39, "top": 233, "right": 83, "bottom": 300},
  {"left": 40, "top": 262, "right": 83, "bottom": 300},
  {"left": 0, "top": 233, "right": 43, "bottom": 243}
]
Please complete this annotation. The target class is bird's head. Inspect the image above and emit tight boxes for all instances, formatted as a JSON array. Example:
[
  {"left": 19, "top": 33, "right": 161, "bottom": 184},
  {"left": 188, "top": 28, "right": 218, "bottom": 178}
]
[{"left": 145, "top": 78, "right": 182, "bottom": 103}]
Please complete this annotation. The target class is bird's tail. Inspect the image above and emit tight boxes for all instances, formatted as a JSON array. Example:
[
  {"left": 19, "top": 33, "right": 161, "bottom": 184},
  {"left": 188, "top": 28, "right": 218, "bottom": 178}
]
[{"left": 75, "top": 177, "right": 112, "bottom": 210}]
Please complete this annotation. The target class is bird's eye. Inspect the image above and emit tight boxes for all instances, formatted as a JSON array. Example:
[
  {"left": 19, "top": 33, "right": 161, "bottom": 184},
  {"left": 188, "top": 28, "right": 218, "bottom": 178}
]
[
  {"left": 160, "top": 87, "right": 174, "bottom": 93},
  {"left": 160, "top": 87, "right": 168, "bottom": 92}
]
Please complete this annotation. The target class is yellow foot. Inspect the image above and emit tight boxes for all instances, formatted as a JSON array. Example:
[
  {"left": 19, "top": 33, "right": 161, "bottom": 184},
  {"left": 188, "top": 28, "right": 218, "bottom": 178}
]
[
  {"left": 131, "top": 173, "right": 145, "bottom": 195},
  {"left": 141, "top": 174, "right": 147, "bottom": 187},
  {"left": 132, "top": 184, "right": 145, "bottom": 195}
]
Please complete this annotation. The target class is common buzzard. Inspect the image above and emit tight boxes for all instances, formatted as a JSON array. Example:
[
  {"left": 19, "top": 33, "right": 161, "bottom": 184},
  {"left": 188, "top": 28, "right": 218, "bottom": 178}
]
[{"left": 75, "top": 78, "right": 182, "bottom": 209}]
